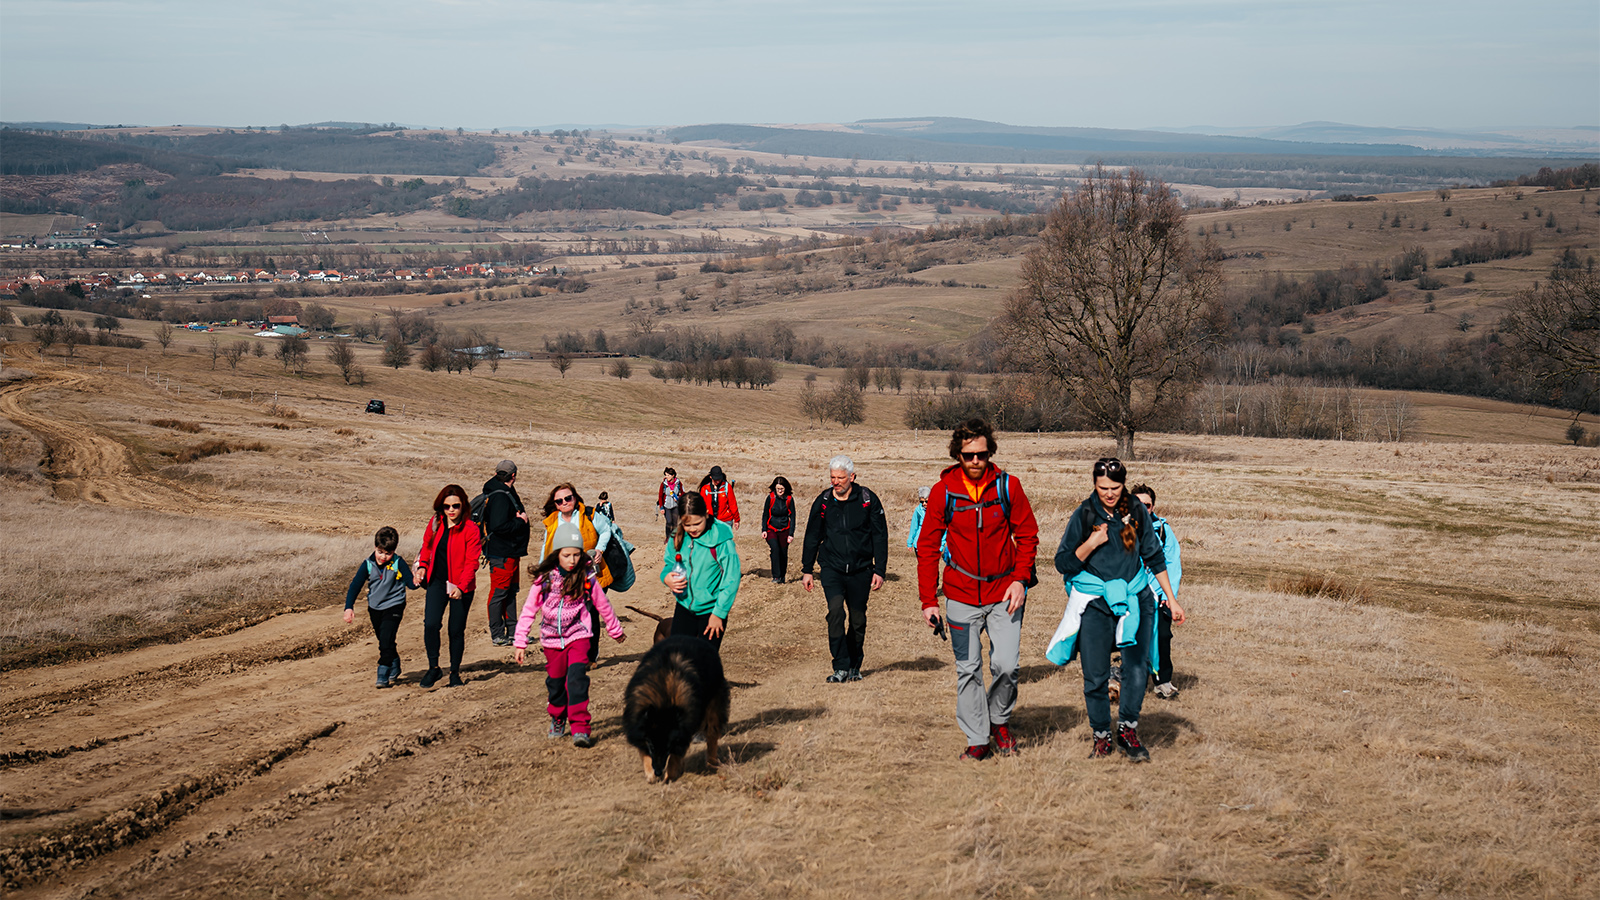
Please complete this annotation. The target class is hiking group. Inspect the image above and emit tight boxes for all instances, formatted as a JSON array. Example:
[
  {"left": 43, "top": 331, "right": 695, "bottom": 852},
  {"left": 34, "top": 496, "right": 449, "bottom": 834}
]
[{"left": 342, "top": 417, "right": 1186, "bottom": 762}]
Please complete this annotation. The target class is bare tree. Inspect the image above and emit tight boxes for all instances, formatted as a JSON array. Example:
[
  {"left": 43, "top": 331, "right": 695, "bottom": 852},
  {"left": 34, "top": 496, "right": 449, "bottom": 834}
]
[
  {"left": 944, "top": 370, "right": 967, "bottom": 393},
  {"left": 418, "top": 341, "right": 447, "bottom": 372},
  {"left": 381, "top": 331, "right": 413, "bottom": 369},
  {"left": 224, "top": 340, "right": 249, "bottom": 370},
  {"left": 326, "top": 337, "right": 359, "bottom": 384},
  {"left": 997, "top": 166, "right": 1220, "bottom": 458},
  {"left": 1502, "top": 270, "right": 1600, "bottom": 412},
  {"left": 276, "top": 334, "right": 309, "bottom": 374},
  {"left": 609, "top": 358, "right": 633, "bottom": 379},
  {"left": 207, "top": 335, "right": 222, "bottom": 369},
  {"left": 34, "top": 322, "right": 59, "bottom": 353},
  {"left": 797, "top": 378, "right": 823, "bottom": 424},
  {"left": 154, "top": 323, "right": 175, "bottom": 355},
  {"left": 62, "top": 325, "right": 86, "bottom": 358},
  {"left": 551, "top": 353, "right": 572, "bottom": 378},
  {"left": 826, "top": 381, "right": 866, "bottom": 427}
]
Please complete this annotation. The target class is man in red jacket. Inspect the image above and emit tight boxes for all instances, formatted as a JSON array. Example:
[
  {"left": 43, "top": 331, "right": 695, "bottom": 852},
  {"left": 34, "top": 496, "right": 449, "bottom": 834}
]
[{"left": 916, "top": 418, "right": 1039, "bottom": 761}]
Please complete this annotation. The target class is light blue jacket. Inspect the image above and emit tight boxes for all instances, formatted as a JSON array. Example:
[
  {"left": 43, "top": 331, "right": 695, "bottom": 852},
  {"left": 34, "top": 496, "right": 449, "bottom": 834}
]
[
  {"left": 1045, "top": 569, "right": 1152, "bottom": 666},
  {"left": 906, "top": 502, "right": 926, "bottom": 551},
  {"left": 1150, "top": 514, "right": 1182, "bottom": 605}
]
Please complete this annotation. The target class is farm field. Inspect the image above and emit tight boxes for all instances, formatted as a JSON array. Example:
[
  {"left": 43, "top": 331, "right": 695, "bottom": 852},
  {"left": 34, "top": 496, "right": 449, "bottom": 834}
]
[{"left": 2, "top": 344, "right": 1598, "bottom": 898}]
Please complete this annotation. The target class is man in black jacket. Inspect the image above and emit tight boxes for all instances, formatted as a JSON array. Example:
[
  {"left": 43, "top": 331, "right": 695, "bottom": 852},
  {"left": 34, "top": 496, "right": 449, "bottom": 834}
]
[
  {"left": 482, "top": 459, "right": 530, "bottom": 646},
  {"left": 801, "top": 454, "right": 889, "bottom": 683}
]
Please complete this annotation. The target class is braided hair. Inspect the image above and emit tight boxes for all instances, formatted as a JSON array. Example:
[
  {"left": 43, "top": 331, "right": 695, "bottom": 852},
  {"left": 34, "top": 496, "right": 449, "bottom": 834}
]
[{"left": 1093, "top": 458, "right": 1138, "bottom": 552}]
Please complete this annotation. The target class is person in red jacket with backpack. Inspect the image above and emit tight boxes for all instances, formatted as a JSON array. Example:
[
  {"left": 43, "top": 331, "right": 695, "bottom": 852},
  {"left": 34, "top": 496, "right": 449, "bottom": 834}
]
[
  {"left": 699, "top": 466, "right": 740, "bottom": 529},
  {"left": 415, "top": 483, "right": 483, "bottom": 689},
  {"left": 916, "top": 418, "right": 1039, "bottom": 761}
]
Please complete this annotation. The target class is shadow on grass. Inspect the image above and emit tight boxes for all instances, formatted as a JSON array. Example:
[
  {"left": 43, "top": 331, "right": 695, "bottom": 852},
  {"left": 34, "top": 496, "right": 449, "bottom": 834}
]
[
  {"left": 1010, "top": 704, "right": 1085, "bottom": 740},
  {"left": 872, "top": 655, "right": 947, "bottom": 674},
  {"left": 1017, "top": 663, "right": 1066, "bottom": 684},
  {"left": 727, "top": 705, "right": 827, "bottom": 735},
  {"left": 1138, "top": 710, "right": 1198, "bottom": 748},
  {"left": 721, "top": 740, "right": 777, "bottom": 765}
]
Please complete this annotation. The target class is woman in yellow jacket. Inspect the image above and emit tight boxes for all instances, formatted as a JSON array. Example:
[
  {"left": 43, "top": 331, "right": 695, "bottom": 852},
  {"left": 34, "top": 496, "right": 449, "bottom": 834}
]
[{"left": 541, "top": 482, "right": 618, "bottom": 662}]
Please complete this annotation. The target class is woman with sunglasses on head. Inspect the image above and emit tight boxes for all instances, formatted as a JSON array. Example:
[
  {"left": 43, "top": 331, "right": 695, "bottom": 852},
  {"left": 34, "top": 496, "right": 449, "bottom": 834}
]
[
  {"left": 415, "top": 484, "right": 483, "bottom": 688},
  {"left": 1051, "top": 458, "right": 1184, "bottom": 763}
]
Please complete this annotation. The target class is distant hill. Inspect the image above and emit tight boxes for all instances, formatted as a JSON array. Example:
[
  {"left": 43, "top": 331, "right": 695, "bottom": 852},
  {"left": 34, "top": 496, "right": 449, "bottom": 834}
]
[
  {"left": 1153, "top": 121, "right": 1600, "bottom": 156},
  {"left": 0, "top": 130, "right": 232, "bottom": 177}
]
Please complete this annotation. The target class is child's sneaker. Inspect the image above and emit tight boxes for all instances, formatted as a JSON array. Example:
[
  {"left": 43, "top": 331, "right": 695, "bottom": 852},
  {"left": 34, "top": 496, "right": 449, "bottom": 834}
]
[
  {"left": 547, "top": 717, "right": 567, "bottom": 739},
  {"left": 375, "top": 663, "right": 390, "bottom": 689},
  {"left": 388, "top": 659, "right": 401, "bottom": 686},
  {"left": 573, "top": 732, "right": 595, "bottom": 749}
]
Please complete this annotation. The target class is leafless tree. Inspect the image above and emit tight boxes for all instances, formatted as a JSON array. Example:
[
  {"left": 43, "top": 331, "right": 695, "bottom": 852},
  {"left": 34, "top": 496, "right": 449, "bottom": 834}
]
[
  {"left": 1502, "top": 270, "right": 1600, "bottom": 412},
  {"left": 381, "top": 331, "right": 412, "bottom": 369},
  {"left": 224, "top": 340, "right": 249, "bottom": 370},
  {"left": 207, "top": 335, "right": 222, "bottom": 369},
  {"left": 997, "top": 166, "right": 1221, "bottom": 458},
  {"left": 326, "top": 337, "right": 359, "bottom": 384},
  {"left": 551, "top": 353, "right": 572, "bottom": 378},
  {"left": 154, "top": 323, "right": 175, "bottom": 354},
  {"left": 826, "top": 381, "right": 866, "bottom": 427}
]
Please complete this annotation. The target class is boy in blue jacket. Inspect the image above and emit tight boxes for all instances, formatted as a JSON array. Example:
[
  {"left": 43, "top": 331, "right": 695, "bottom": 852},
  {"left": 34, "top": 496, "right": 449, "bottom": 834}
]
[
  {"left": 1132, "top": 484, "right": 1183, "bottom": 700},
  {"left": 343, "top": 526, "right": 418, "bottom": 688}
]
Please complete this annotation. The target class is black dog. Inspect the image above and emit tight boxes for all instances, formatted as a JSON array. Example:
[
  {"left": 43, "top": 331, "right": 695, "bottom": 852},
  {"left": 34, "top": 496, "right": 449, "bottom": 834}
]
[{"left": 622, "top": 635, "right": 729, "bottom": 783}]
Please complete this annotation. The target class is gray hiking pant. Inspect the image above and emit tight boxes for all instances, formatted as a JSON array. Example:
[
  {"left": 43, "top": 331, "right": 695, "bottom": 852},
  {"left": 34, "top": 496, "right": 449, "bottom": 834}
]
[{"left": 945, "top": 597, "right": 1024, "bottom": 746}]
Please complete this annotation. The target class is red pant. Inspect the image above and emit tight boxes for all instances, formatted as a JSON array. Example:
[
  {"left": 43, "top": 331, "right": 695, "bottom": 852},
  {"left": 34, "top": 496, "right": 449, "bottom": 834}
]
[{"left": 542, "top": 639, "right": 592, "bottom": 733}]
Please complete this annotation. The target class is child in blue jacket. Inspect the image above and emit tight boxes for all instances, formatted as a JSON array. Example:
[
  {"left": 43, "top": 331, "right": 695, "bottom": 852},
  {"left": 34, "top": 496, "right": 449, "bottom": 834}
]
[
  {"left": 1132, "top": 483, "right": 1183, "bottom": 700},
  {"left": 343, "top": 526, "right": 418, "bottom": 688}
]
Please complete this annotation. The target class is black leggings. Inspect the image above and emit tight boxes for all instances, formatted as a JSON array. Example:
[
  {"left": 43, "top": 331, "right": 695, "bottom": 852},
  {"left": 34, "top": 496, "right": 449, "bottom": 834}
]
[
  {"left": 424, "top": 580, "right": 472, "bottom": 673},
  {"left": 671, "top": 604, "right": 727, "bottom": 651},
  {"left": 767, "top": 536, "right": 790, "bottom": 581},
  {"left": 368, "top": 604, "right": 405, "bottom": 667}
]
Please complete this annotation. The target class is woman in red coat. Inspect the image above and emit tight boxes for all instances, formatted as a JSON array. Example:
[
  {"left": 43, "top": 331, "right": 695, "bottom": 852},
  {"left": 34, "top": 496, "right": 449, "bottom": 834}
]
[{"left": 415, "top": 483, "right": 482, "bottom": 688}]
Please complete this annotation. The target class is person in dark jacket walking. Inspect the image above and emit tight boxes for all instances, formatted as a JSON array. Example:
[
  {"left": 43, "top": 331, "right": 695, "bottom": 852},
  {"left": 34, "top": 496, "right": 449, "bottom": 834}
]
[
  {"left": 761, "top": 476, "right": 796, "bottom": 584},
  {"left": 801, "top": 455, "right": 888, "bottom": 683},
  {"left": 1052, "top": 458, "right": 1183, "bottom": 763},
  {"left": 481, "top": 460, "right": 530, "bottom": 646},
  {"left": 343, "top": 526, "right": 417, "bottom": 688}
]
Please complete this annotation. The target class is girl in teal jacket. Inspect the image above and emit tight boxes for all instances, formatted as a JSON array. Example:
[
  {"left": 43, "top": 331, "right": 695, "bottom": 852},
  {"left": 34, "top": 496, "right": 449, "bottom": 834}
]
[{"left": 661, "top": 492, "right": 742, "bottom": 649}]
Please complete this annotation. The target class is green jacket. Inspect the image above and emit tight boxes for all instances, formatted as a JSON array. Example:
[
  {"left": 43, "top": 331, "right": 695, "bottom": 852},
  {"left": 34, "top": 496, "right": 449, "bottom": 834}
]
[{"left": 661, "top": 519, "right": 741, "bottom": 620}]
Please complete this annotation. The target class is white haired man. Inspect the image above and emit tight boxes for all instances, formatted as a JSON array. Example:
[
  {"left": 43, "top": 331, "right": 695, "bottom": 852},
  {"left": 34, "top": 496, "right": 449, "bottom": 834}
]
[{"left": 801, "top": 455, "right": 889, "bottom": 683}]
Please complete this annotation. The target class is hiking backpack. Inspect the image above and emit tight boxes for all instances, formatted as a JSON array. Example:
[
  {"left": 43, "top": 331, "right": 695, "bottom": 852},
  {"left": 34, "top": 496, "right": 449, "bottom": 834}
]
[{"left": 940, "top": 472, "right": 1038, "bottom": 589}]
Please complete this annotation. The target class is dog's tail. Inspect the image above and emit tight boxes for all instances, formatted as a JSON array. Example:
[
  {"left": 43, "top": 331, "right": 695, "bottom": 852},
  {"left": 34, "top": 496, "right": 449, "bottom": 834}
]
[{"left": 625, "top": 605, "right": 668, "bottom": 623}]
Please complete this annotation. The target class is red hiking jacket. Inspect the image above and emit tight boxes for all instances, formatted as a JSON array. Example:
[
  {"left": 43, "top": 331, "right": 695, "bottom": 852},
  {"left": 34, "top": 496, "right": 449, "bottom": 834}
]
[
  {"left": 916, "top": 463, "right": 1039, "bottom": 609},
  {"left": 417, "top": 514, "right": 483, "bottom": 594}
]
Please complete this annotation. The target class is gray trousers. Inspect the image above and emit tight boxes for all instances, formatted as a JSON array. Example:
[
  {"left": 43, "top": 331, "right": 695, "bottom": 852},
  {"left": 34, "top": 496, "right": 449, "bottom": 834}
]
[{"left": 945, "top": 597, "right": 1024, "bottom": 746}]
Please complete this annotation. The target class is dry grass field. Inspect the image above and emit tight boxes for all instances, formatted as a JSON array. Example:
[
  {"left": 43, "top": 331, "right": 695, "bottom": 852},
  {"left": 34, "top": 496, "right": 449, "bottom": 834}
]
[{"left": 3, "top": 343, "right": 1599, "bottom": 898}]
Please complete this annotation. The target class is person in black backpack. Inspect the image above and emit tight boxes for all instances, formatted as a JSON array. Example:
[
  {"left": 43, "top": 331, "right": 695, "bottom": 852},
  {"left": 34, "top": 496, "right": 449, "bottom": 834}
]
[
  {"left": 480, "top": 460, "right": 530, "bottom": 646},
  {"left": 761, "top": 476, "right": 796, "bottom": 584},
  {"left": 801, "top": 455, "right": 889, "bottom": 683}
]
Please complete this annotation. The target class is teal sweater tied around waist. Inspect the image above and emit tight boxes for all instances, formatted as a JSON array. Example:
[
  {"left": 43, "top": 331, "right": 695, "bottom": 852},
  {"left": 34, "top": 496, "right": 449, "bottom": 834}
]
[{"left": 1045, "top": 568, "right": 1156, "bottom": 667}]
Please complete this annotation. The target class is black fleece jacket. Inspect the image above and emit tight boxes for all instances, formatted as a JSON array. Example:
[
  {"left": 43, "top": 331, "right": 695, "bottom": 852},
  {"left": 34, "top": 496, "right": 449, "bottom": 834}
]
[
  {"left": 480, "top": 475, "right": 530, "bottom": 560},
  {"left": 801, "top": 483, "right": 889, "bottom": 578}
]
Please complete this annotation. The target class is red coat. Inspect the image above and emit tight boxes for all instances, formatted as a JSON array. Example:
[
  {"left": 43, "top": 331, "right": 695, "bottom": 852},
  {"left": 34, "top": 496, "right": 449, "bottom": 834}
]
[
  {"left": 916, "top": 463, "right": 1038, "bottom": 609},
  {"left": 700, "top": 481, "right": 740, "bottom": 525},
  {"left": 417, "top": 514, "right": 482, "bottom": 594}
]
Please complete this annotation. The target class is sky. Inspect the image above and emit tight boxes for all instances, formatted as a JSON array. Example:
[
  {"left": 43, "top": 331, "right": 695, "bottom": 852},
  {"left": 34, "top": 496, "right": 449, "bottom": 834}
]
[{"left": 2, "top": 0, "right": 1597, "bottom": 132}]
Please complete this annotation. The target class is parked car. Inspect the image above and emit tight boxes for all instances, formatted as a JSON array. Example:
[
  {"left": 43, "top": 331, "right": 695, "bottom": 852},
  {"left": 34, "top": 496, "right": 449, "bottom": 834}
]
[{"left": 365, "top": 399, "right": 386, "bottom": 415}]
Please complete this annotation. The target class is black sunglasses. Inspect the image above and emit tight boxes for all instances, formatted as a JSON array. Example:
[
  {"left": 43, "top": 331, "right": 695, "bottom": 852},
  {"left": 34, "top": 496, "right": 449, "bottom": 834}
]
[
  {"left": 960, "top": 450, "right": 992, "bottom": 462},
  {"left": 554, "top": 494, "right": 575, "bottom": 503},
  {"left": 1093, "top": 458, "right": 1125, "bottom": 476}
]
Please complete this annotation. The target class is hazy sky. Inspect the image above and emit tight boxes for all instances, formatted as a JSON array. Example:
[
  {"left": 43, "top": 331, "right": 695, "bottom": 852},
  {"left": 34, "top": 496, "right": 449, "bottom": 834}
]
[{"left": 2, "top": 0, "right": 1596, "bottom": 131}]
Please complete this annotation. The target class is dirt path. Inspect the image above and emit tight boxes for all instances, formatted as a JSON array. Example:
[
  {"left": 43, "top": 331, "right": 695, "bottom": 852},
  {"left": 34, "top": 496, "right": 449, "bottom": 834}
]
[{"left": 0, "top": 363, "right": 201, "bottom": 507}]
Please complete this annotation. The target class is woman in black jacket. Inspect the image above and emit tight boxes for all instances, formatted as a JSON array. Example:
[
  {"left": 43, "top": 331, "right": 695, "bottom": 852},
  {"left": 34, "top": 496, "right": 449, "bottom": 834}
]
[{"left": 762, "top": 476, "right": 796, "bottom": 584}]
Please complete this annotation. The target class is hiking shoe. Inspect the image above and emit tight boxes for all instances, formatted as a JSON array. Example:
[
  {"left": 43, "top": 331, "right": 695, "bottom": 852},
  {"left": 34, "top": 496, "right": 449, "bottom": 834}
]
[
  {"left": 1089, "top": 733, "right": 1115, "bottom": 759},
  {"left": 388, "top": 659, "right": 401, "bottom": 686},
  {"left": 547, "top": 717, "right": 567, "bottom": 739},
  {"left": 1154, "top": 682, "right": 1179, "bottom": 700},
  {"left": 960, "top": 744, "right": 993, "bottom": 762},
  {"left": 1116, "top": 725, "right": 1150, "bottom": 762},
  {"left": 491, "top": 636, "right": 511, "bottom": 647},
  {"left": 375, "top": 663, "right": 391, "bottom": 689},
  {"left": 447, "top": 672, "right": 465, "bottom": 688},
  {"left": 991, "top": 723, "right": 1016, "bottom": 756},
  {"left": 573, "top": 732, "right": 595, "bottom": 749},
  {"left": 825, "top": 669, "right": 851, "bottom": 683},
  {"left": 846, "top": 668, "right": 863, "bottom": 682},
  {"left": 419, "top": 667, "right": 444, "bottom": 689}
]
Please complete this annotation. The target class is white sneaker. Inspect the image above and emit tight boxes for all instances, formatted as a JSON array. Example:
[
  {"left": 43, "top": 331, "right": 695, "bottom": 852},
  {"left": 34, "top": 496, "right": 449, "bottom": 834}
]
[{"left": 1154, "top": 682, "right": 1179, "bottom": 700}]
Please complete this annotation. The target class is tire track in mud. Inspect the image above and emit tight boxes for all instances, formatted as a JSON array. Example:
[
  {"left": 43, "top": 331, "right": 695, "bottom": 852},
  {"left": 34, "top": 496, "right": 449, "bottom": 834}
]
[
  {"left": 0, "top": 366, "right": 201, "bottom": 508},
  {"left": 0, "top": 732, "right": 147, "bottom": 771},
  {"left": 1, "top": 623, "right": 369, "bottom": 724},
  {"left": 0, "top": 722, "right": 341, "bottom": 890}
]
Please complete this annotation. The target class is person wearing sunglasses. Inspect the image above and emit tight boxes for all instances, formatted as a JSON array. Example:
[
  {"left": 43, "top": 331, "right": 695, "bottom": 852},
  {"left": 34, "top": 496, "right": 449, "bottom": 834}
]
[
  {"left": 1050, "top": 458, "right": 1183, "bottom": 763},
  {"left": 415, "top": 483, "right": 483, "bottom": 688},
  {"left": 915, "top": 417, "right": 1040, "bottom": 761},
  {"left": 541, "top": 483, "right": 619, "bottom": 663}
]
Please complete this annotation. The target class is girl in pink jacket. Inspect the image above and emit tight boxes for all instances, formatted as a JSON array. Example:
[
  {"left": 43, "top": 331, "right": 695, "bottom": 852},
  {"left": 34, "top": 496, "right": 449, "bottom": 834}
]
[{"left": 513, "top": 523, "right": 625, "bottom": 748}]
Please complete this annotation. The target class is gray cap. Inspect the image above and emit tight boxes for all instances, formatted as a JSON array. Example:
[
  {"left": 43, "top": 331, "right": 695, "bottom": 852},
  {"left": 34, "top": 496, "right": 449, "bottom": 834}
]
[
  {"left": 495, "top": 459, "right": 517, "bottom": 475},
  {"left": 550, "top": 523, "right": 584, "bottom": 552},
  {"left": 918, "top": 486, "right": 931, "bottom": 499}
]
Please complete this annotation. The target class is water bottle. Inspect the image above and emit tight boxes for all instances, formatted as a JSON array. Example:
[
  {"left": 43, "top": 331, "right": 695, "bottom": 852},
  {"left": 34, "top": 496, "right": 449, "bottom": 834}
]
[{"left": 669, "top": 554, "right": 688, "bottom": 600}]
